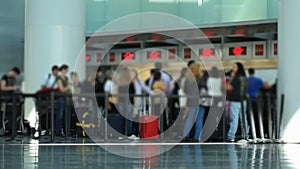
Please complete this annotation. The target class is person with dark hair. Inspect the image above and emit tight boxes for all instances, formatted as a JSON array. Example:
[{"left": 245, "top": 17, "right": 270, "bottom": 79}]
[
  {"left": 226, "top": 62, "right": 248, "bottom": 142},
  {"left": 0, "top": 67, "right": 21, "bottom": 135},
  {"left": 0, "top": 67, "right": 21, "bottom": 92},
  {"left": 95, "top": 68, "right": 107, "bottom": 109},
  {"left": 247, "top": 68, "right": 263, "bottom": 100},
  {"left": 187, "top": 60, "right": 195, "bottom": 67},
  {"left": 70, "top": 71, "right": 83, "bottom": 94},
  {"left": 55, "top": 64, "right": 70, "bottom": 136},
  {"left": 148, "top": 62, "right": 172, "bottom": 94},
  {"left": 151, "top": 70, "right": 167, "bottom": 115},
  {"left": 42, "top": 65, "right": 59, "bottom": 89},
  {"left": 247, "top": 68, "right": 263, "bottom": 138},
  {"left": 145, "top": 69, "right": 155, "bottom": 86}
]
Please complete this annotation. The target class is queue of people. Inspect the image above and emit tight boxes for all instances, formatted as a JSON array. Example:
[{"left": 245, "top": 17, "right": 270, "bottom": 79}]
[{"left": 0, "top": 61, "right": 275, "bottom": 142}]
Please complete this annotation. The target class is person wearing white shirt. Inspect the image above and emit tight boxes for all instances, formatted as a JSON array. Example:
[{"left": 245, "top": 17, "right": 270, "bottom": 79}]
[{"left": 42, "top": 65, "right": 59, "bottom": 89}]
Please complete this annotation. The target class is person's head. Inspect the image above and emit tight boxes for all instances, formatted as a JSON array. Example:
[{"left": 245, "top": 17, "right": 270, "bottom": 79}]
[
  {"left": 186, "top": 63, "right": 200, "bottom": 80},
  {"left": 150, "top": 69, "right": 155, "bottom": 75},
  {"left": 248, "top": 68, "right": 255, "bottom": 76},
  {"left": 154, "top": 62, "right": 162, "bottom": 70},
  {"left": 70, "top": 71, "right": 78, "bottom": 80},
  {"left": 59, "top": 64, "right": 69, "bottom": 75},
  {"left": 51, "top": 65, "right": 59, "bottom": 76},
  {"left": 233, "top": 62, "right": 246, "bottom": 77},
  {"left": 96, "top": 68, "right": 103, "bottom": 77},
  {"left": 187, "top": 60, "right": 195, "bottom": 67},
  {"left": 153, "top": 70, "right": 161, "bottom": 81},
  {"left": 9, "top": 67, "right": 20, "bottom": 78},
  {"left": 210, "top": 66, "right": 219, "bottom": 78},
  {"left": 106, "top": 70, "right": 113, "bottom": 80}
]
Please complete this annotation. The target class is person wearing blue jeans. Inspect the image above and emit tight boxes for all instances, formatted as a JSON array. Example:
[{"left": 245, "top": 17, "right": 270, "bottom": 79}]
[
  {"left": 182, "top": 62, "right": 206, "bottom": 142},
  {"left": 117, "top": 102, "right": 134, "bottom": 136},
  {"left": 183, "top": 106, "right": 205, "bottom": 141},
  {"left": 227, "top": 101, "right": 248, "bottom": 140},
  {"left": 55, "top": 97, "right": 65, "bottom": 135},
  {"left": 55, "top": 64, "right": 69, "bottom": 136},
  {"left": 226, "top": 62, "right": 248, "bottom": 142}
]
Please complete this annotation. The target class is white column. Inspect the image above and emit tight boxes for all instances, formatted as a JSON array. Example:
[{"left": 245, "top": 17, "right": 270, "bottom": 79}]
[
  {"left": 278, "top": 0, "right": 300, "bottom": 143},
  {"left": 24, "top": 0, "right": 86, "bottom": 119}
]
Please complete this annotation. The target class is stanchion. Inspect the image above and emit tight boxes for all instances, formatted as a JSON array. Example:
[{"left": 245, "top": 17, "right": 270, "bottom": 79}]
[
  {"left": 104, "top": 94, "right": 108, "bottom": 141},
  {"left": 11, "top": 93, "right": 17, "bottom": 140},
  {"left": 257, "top": 94, "right": 265, "bottom": 140},
  {"left": 266, "top": 93, "right": 273, "bottom": 139},
  {"left": 278, "top": 94, "right": 285, "bottom": 140},
  {"left": 50, "top": 92, "right": 54, "bottom": 142},
  {"left": 240, "top": 96, "right": 247, "bottom": 140},
  {"left": 246, "top": 95, "right": 258, "bottom": 143}
]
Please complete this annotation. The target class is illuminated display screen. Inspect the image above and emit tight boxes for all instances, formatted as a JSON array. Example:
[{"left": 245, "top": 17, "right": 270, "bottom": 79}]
[
  {"left": 199, "top": 48, "right": 215, "bottom": 58},
  {"left": 255, "top": 44, "right": 264, "bottom": 56},
  {"left": 229, "top": 46, "right": 247, "bottom": 56},
  {"left": 96, "top": 53, "right": 102, "bottom": 62},
  {"left": 147, "top": 50, "right": 161, "bottom": 60},
  {"left": 109, "top": 52, "right": 116, "bottom": 62},
  {"left": 184, "top": 48, "right": 191, "bottom": 59},
  {"left": 168, "top": 49, "right": 176, "bottom": 59},
  {"left": 274, "top": 43, "right": 278, "bottom": 55},
  {"left": 85, "top": 55, "right": 91, "bottom": 62},
  {"left": 122, "top": 52, "right": 135, "bottom": 60}
]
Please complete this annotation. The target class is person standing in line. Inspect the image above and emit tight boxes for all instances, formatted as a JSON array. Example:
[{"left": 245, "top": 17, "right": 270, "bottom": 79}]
[
  {"left": 129, "top": 69, "right": 153, "bottom": 139},
  {"left": 182, "top": 63, "right": 206, "bottom": 142},
  {"left": 0, "top": 67, "right": 21, "bottom": 134},
  {"left": 41, "top": 65, "right": 59, "bottom": 89},
  {"left": 147, "top": 62, "right": 172, "bottom": 132},
  {"left": 247, "top": 68, "right": 264, "bottom": 137},
  {"left": 226, "top": 62, "right": 248, "bottom": 142},
  {"left": 55, "top": 64, "right": 70, "bottom": 136},
  {"left": 95, "top": 68, "right": 107, "bottom": 110}
]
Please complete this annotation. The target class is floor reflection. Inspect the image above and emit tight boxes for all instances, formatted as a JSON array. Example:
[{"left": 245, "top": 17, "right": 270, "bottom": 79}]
[{"left": 0, "top": 142, "right": 297, "bottom": 169}]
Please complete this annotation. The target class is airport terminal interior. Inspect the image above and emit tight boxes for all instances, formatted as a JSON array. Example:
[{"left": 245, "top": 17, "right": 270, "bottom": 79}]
[{"left": 1, "top": 0, "right": 300, "bottom": 168}]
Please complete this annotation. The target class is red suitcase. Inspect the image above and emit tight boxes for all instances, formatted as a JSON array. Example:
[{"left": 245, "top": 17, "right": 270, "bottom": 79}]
[{"left": 140, "top": 115, "right": 159, "bottom": 139}]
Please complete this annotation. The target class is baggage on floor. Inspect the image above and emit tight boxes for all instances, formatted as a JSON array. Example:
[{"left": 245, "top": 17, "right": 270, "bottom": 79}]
[
  {"left": 140, "top": 116, "right": 159, "bottom": 139},
  {"left": 107, "top": 113, "right": 125, "bottom": 138}
]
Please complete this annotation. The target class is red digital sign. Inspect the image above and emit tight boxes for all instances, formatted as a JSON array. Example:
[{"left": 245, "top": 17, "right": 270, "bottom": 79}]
[
  {"left": 109, "top": 52, "right": 116, "bottom": 62},
  {"left": 147, "top": 50, "right": 161, "bottom": 60},
  {"left": 85, "top": 55, "right": 91, "bottom": 62},
  {"left": 125, "top": 37, "right": 135, "bottom": 42},
  {"left": 255, "top": 44, "right": 264, "bottom": 56},
  {"left": 274, "top": 43, "right": 278, "bottom": 55},
  {"left": 122, "top": 52, "right": 135, "bottom": 60},
  {"left": 168, "top": 49, "right": 176, "bottom": 59},
  {"left": 199, "top": 48, "right": 215, "bottom": 58},
  {"left": 96, "top": 53, "right": 102, "bottom": 62},
  {"left": 184, "top": 48, "right": 191, "bottom": 59},
  {"left": 229, "top": 46, "right": 247, "bottom": 56}
]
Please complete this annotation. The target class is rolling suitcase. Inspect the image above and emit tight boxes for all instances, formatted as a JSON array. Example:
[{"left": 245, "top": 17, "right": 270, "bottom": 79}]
[{"left": 139, "top": 97, "right": 159, "bottom": 139}]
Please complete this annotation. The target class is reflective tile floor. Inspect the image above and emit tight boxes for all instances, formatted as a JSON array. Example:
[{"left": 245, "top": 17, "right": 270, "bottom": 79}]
[{"left": 0, "top": 136, "right": 299, "bottom": 169}]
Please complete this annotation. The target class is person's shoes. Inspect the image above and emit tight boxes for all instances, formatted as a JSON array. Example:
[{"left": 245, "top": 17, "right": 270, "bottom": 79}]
[
  {"left": 190, "top": 138, "right": 199, "bottom": 143},
  {"left": 225, "top": 138, "right": 235, "bottom": 143},
  {"left": 128, "top": 134, "right": 140, "bottom": 141},
  {"left": 180, "top": 137, "right": 190, "bottom": 143}
]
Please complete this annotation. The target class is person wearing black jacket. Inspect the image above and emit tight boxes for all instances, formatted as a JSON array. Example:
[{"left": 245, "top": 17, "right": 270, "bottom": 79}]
[{"left": 226, "top": 62, "right": 248, "bottom": 142}]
